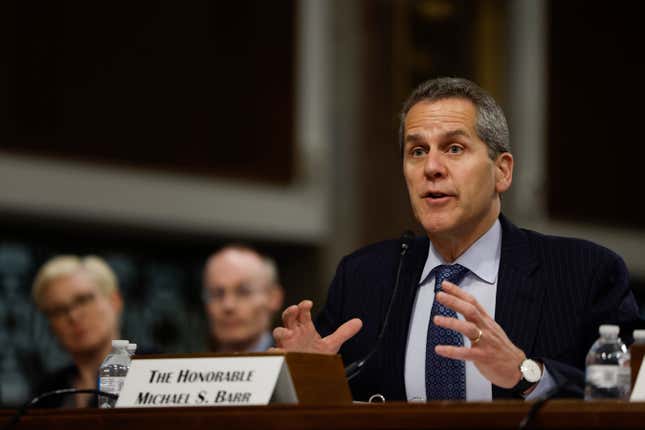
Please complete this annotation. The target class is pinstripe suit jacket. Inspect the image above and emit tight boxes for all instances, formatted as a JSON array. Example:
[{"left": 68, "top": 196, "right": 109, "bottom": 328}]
[{"left": 315, "top": 214, "right": 641, "bottom": 401}]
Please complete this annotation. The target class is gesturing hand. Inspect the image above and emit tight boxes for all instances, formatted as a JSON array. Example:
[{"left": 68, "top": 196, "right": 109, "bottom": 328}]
[
  {"left": 272, "top": 300, "right": 363, "bottom": 354},
  {"left": 432, "top": 281, "right": 527, "bottom": 389}
]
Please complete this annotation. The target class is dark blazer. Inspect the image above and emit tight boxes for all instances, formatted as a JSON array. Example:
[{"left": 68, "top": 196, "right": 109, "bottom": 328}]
[
  {"left": 32, "top": 345, "right": 160, "bottom": 408},
  {"left": 315, "top": 215, "right": 641, "bottom": 401},
  {"left": 32, "top": 365, "right": 98, "bottom": 408}
]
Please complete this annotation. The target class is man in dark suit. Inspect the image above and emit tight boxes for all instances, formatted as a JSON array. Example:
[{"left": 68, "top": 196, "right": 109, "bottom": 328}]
[{"left": 273, "top": 77, "right": 640, "bottom": 401}]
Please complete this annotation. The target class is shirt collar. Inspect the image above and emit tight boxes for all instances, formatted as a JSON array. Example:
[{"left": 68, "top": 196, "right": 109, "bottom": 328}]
[
  {"left": 249, "top": 331, "right": 274, "bottom": 352},
  {"left": 419, "top": 219, "right": 502, "bottom": 285}
]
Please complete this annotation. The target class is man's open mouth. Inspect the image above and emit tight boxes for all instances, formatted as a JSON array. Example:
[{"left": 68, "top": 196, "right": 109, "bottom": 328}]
[{"left": 424, "top": 192, "right": 450, "bottom": 199}]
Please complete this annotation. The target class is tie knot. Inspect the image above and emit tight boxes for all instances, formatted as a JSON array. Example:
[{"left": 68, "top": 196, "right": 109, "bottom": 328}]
[{"left": 434, "top": 264, "right": 468, "bottom": 292}]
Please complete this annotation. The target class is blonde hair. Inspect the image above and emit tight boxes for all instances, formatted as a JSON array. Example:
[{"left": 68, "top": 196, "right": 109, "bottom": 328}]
[{"left": 32, "top": 255, "right": 119, "bottom": 309}]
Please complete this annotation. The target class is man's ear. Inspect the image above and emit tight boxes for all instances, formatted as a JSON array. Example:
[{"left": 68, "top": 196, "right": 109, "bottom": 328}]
[{"left": 494, "top": 152, "right": 514, "bottom": 193}]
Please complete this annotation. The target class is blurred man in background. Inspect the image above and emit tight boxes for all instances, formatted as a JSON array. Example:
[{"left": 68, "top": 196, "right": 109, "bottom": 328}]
[
  {"left": 203, "top": 245, "right": 283, "bottom": 353},
  {"left": 31, "top": 255, "right": 123, "bottom": 408}
]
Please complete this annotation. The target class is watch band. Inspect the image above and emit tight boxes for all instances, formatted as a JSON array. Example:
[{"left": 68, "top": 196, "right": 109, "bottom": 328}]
[
  {"left": 511, "top": 358, "right": 542, "bottom": 394},
  {"left": 511, "top": 375, "right": 536, "bottom": 394}
]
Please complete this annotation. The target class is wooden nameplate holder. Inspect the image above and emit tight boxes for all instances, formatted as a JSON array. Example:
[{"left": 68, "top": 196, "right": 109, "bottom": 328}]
[{"left": 115, "top": 352, "right": 352, "bottom": 407}]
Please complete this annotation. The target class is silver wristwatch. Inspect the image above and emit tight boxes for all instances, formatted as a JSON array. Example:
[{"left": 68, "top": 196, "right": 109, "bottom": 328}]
[{"left": 512, "top": 358, "right": 542, "bottom": 394}]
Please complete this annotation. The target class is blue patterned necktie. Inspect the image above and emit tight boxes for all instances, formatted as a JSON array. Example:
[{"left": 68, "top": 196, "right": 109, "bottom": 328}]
[{"left": 425, "top": 264, "right": 469, "bottom": 400}]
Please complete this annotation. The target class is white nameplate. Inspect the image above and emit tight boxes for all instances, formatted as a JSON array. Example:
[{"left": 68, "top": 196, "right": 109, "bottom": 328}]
[
  {"left": 115, "top": 356, "right": 297, "bottom": 408},
  {"left": 630, "top": 360, "right": 645, "bottom": 401}
]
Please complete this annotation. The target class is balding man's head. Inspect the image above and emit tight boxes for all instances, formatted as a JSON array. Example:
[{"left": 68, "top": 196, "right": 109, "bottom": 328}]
[{"left": 202, "top": 246, "right": 283, "bottom": 352}]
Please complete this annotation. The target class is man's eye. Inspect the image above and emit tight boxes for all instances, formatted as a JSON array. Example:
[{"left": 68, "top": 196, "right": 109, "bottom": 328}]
[
  {"left": 448, "top": 145, "right": 463, "bottom": 154},
  {"left": 75, "top": 292, "right": 95, "bottom": 306},
  {"left": 212, "top": 290, "right": 226, "bottom": 299},
  {"left": 411, "top": 147, "right": 427, "bottom": 157},
  {"left": 237, "top": 287, "right": 253, "bottom": 297}
]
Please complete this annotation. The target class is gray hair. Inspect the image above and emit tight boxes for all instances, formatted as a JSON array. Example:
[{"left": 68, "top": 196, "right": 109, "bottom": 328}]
[
  {"left": 204, "top": 245, "right": 280, "bottom": 287},
  {"left": 398, "top": 77, "right": 511, "bottom": 159}
]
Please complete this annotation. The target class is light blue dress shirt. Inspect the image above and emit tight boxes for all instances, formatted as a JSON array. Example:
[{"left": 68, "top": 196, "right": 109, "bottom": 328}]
[
  {"left": 404, "top": 219, "right": 555, "bottom": 401},
  {"left": 250, "top": 331, "right": 274, "bottom": 352}
]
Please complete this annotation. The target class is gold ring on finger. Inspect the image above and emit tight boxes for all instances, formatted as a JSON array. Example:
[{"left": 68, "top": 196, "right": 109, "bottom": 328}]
[{"left": 470, "top": 328, "right": 483, "bottom": 345}]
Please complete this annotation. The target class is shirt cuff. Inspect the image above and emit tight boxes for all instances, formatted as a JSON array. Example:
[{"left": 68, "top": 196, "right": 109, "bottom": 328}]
[{"left": 523, "top": 365, "right": 557, "bottom": 401}]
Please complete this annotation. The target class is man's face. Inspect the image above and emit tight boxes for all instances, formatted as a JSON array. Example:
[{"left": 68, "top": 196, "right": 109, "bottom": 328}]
[
  {"left": 403, "top": 98, "right": 513, "bottom": 243},
  {"left": 40, "top": 272, "right": 122, "bottom": 356},
  {"left": 203, "top": 250, "right": 282, "bottom": 350}
]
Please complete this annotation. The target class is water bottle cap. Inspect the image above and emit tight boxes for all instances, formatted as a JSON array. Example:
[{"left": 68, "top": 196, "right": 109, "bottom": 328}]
[
  {"left": 599, "top": 324, "right": 619, "bottom": 337},
  {"left": 111, "top": 339, "right": 130, "bottom": 348},
  {"left": 633, "top": 330, "right": 645, "bottom": 341}
]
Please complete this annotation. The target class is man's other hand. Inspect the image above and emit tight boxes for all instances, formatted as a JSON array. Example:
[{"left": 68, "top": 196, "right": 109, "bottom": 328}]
[
  {"left": 272, "top": 300, "right": 363, "bottom": 354},
  {"left": 432, "top": 281, "right": 526, "bottom": 389}
]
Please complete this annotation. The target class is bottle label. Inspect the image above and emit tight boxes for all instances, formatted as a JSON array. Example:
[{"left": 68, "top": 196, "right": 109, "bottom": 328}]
[
  {"left": 618, "top": 366, "right": 631, "bottom": 387},
  {"left": 100, "top": 376, "right": 125, "bottom": 394},
  {"left": 586, "top": 365, "right": 630, "bottom": 389}
]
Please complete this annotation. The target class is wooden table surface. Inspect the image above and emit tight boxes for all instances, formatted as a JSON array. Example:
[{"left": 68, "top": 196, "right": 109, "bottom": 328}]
[{"left": 2, "top": 400, "right": 645, "bottom": 430}]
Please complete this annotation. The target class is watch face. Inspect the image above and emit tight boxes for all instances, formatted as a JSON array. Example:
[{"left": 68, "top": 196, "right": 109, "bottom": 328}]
[{"left": 520, "top": 359, "right": 542, "bottom": 383}]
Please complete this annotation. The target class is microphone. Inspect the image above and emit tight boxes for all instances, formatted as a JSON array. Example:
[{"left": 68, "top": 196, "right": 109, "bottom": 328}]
[
  {"left": 345, "top": 230, "right": 415, "bottom": 382},
  {"left": 1, "top": 389, "right": 118, "bottom": 430},
  {"left": 518, "top": 378, "right": 576, "bottom": 430}
]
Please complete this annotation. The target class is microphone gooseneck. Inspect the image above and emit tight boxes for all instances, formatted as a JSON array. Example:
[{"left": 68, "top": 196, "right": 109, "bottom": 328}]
[
  {"left": 345, "top": 230, "right": 415, "bottom": 382},
  {"left": 1, "top": 389, "right": 118, "bottom": 430},
  {"left": 517, "top": 378, "right": 575, "bottom": 430}
]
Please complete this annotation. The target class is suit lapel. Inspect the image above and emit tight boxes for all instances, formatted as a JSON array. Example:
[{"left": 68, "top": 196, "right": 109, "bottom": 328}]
[
  {"left": 381, "top": 235, "right": 429, "bottom": 400},
  {"left": 493, "top": 215, "right": 544, "bottom": 397}
]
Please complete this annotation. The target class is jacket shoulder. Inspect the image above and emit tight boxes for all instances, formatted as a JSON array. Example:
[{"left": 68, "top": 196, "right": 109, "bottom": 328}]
[
  {"left": 340, "top": 236, "right": 427, "bottom": 267},
  {"left": 519, "top": 226, "right": 624, "bottom": 264}
]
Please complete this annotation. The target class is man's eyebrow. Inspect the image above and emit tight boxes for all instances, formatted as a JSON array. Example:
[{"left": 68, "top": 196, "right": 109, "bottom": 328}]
[
  {"left": 405, "top": 129, "right": 472, "bottom": 145},
  {"left": 443, "top": 129, "right": 471, "bottom": 139},
  {"left": 206, "top": 282, "right": 256, "bottom": 290},
  {"left": 404, "top": 133, "right": 425, "bottom": 144}
]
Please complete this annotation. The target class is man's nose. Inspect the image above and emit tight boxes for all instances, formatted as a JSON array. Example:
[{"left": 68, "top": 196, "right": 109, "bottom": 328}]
[
  {"left": 220, "top": 293, "right": 237, "bottom": 309},
  {"left": 66, "top": 305, "right": 82, "bottom": 323},
  {"left": 423, "top": 150, "right": 446, "bottom": 179}
]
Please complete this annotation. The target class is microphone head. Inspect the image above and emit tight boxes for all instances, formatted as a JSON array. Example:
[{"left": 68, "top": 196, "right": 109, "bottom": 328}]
[
  {"left": 401, "top": 230, "right": 415, "bottom": 241},
  {"left": 400, "top": 230, "right": 415, "bottom": 251}
]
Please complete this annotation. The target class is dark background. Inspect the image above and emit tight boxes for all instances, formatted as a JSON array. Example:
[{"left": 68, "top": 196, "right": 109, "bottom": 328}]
[
  {"left": 4, "top": 1, "right": 295, "bottom": 183},
  {"left": 547, "top": 1, "right": 645, "bottom": 228}
]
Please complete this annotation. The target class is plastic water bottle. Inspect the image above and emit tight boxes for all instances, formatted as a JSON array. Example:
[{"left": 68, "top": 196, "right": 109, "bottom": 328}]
[
  {"left": 126, "top": 343, "right": 137, "bottom": 357},
  {"left": 585, "top": 324, "right": 631, "bottom": 400},
  {"left": 98, "top": 339, "right": 131, "bottom": 408}
]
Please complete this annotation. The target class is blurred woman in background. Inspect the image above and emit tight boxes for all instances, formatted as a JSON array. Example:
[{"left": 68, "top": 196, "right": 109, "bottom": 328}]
[{"left": 31, "top": 255, "right": 123, "bottom": 408}]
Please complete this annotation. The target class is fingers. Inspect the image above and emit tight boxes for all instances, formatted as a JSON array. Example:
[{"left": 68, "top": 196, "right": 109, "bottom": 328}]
[
  {"left": 282, "top": 300, "right": 314, "bottom": 329},
  {"left": 277, "top": 299, "right": 361, "bottom": 354},
  {"left": 325, "top": 318, "right": 363, "bottom": 352},
  {"left": 435, "top": 344, "right": 484, "bottom": 362},
  {"left": 275, "top": 300, "right": 316, "bottom": 349},
  {"left": 440, "top": 281, "right": 489, "bottom": 316},
  {"left": 272, "top": 326, "right": 293, "bottom": 346},
  {"left": 296, "top": 300, "right": 313, "bottom": 326},
  {"left": 433, "top": 315, "right": 482, "bottom": 344},
  {"left": 435, "top": 282, "right": 489, "bottom": 326},
  {"left": 281, "top": 304, "right": 299, "bottom": 329}
]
